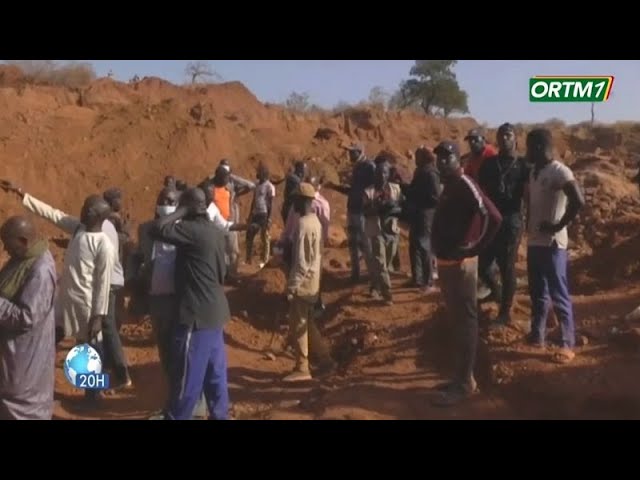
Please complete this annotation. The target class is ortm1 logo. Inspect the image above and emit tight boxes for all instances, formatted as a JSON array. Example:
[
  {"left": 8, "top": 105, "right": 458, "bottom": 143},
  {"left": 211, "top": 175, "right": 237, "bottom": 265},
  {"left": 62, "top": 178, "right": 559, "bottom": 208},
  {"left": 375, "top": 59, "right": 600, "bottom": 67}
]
[
  {"left": 529, "top": 76, "right": 614, "bottom": 102},
  {"left": 64, "top": 343, "right": 110, "bottom": 390}
]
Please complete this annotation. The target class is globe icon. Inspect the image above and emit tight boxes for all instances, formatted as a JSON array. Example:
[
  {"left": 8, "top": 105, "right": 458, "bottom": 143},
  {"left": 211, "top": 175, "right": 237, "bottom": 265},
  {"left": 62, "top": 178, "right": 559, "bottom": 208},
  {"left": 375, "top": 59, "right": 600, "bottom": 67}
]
[{"left": 64, "top": 344, "right": 103, "bottom": 387}]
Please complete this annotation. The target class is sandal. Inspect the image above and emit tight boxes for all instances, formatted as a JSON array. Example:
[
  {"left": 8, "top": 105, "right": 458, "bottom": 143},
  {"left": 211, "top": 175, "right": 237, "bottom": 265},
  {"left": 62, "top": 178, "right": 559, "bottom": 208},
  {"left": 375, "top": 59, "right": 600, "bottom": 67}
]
[{"left": 551, "top": 348, "right": 575, "bottom": 364}]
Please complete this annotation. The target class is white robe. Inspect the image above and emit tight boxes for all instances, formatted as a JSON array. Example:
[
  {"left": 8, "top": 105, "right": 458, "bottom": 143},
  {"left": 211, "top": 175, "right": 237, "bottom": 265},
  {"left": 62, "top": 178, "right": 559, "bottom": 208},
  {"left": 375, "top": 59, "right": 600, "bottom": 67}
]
[{"left": 22, "top": 194, "right": 116, "bottom": 341}]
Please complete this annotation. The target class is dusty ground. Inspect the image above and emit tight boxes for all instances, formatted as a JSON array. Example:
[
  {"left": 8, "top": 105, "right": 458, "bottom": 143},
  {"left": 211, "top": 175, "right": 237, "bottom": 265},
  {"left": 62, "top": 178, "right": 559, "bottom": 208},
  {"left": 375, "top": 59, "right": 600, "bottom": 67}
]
[
  {"left": 1, "top": 69, "right": 640, "bottom": 420},
  {"left": 52, "top": 191, "right": 640, "bottom": 421}
]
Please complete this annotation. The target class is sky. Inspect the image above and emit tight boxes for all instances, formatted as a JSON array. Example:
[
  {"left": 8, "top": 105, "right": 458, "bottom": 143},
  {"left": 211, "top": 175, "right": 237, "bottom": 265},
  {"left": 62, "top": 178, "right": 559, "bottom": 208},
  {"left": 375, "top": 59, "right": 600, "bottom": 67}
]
[{"left": 11, "top": 60, "right": 640, "bottom": 126}]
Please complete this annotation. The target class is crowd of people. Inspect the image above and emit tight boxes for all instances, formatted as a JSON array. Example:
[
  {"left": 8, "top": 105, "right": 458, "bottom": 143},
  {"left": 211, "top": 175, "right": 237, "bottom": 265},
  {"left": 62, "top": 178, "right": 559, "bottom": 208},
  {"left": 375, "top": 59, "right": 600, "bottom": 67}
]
[{"left": 0, "top": 123, "right": 586, "bottom": 419}]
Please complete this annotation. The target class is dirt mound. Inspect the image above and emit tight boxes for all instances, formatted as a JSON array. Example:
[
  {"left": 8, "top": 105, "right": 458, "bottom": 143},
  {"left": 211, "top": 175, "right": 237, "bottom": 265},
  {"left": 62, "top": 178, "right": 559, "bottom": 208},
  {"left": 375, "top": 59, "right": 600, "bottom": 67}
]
[
  {"left": 0, "top": 79, "right": 483, "bottom": 250},
  {"left": 565, "top": 153, "right": 640, "bottom": 291},
  {"left": 230, "top": 264, "right": 289, "bottom": 331},
  {"left": 0, "top": 77, "right": 638, "bottom": 288},
  {"left": 570, "top": 155, "right": 640, "bottom": 254},
  {"left": 0, "top": 65, "right": 24, "bottom": 86}
]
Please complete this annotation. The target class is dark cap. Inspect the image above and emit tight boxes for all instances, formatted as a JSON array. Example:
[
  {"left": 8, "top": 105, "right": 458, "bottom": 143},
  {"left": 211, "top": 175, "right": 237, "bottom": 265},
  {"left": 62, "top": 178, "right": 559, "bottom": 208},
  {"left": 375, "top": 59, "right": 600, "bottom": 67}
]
[
  {"left": 464, "top": 128, "right": 485, "bottom": 140},
  {"left": 497, "top": 123, "right": 516, "bottom": 134},
  {"left": 434, "top": 141, "right": 460, "bottom": 157}
]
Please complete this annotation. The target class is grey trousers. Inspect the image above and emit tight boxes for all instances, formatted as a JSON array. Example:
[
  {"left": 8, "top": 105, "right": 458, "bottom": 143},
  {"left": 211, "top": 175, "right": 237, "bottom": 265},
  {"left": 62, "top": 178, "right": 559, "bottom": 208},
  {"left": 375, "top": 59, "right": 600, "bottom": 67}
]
[
  {"left": 149, "top": 294, "right": 207, "bottom": 418},
  {"left": 102, "top": 287, "right": 129, "bottom": 384},
  {"left": 347, "top": 213, "right": 373, "bottom": 280},
  {"left": 225, "top": 232, "right": 240, "bottom": 277},
  {"left": 438, "top": 257, "right": 479, "bottom": 387},
  {"left": 369, "top": 235, "right": 394, "bottom": 299}
]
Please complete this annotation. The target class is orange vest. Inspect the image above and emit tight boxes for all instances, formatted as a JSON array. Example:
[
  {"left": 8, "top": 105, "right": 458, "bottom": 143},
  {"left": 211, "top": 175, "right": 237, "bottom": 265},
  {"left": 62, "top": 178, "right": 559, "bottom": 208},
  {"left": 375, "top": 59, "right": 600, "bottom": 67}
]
[{"left": 212, "top": 186, "right": 231, "bottom": 220}]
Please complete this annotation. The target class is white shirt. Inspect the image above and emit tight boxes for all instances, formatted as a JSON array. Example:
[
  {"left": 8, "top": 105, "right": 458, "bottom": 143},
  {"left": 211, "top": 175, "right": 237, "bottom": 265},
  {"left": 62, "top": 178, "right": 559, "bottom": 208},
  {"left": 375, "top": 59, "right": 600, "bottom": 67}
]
[
  {"left": 59, "top": 231, "right": 115, "bottom": 341},
  {"left": 22, "top": 193, "right": 124, "bottom": 287},
  {"left": 527, "top": 160, "right": 575, "bottom": 249},
  {"left": 206, "top": 202, "right": 233, "bottom": 232}
]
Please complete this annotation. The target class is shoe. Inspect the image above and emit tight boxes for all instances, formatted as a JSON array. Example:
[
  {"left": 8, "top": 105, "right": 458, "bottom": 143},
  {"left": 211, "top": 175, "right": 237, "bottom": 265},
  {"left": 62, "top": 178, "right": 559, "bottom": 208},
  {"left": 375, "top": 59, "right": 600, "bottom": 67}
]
[
  {"left": 148, "top": 410, "right": 166, "bottom": 420},
  {"left": 370, "top": 290, "right": 382, "bottom": 300},
  {"left": 625, "top": 306, "right": 640, "bottom": 322},
  {"left": 111, "top": 374, "right": 133, "bottom": 390},
  {"left": 283, "top": 370, "right": 312, "bottom": 382},
  {"left": 431, "top": 380, "right": 478, "bottom": 407},
  {"left": 477, "top": 285, "right": 492, "bottom": 300},
  {"left": 420, "top": 285, "right": 438, "bottom": 295}
]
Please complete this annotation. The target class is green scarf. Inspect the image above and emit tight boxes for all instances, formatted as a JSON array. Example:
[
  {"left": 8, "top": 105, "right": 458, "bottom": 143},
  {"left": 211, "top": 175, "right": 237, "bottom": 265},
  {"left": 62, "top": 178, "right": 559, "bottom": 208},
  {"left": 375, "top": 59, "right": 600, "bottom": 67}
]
[{"left": 0, "top": 239, "right": 49, "bottom": 300}]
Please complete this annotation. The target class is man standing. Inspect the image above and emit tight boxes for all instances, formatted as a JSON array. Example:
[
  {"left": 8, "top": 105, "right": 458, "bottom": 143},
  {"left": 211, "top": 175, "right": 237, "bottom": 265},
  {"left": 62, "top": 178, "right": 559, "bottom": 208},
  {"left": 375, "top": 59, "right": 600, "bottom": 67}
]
[
  {"left": 2, "top": 182, "right": 132, "bottom": 389},
  {"left": 284, "top": 183, "right": 335, "bottom": 382},
  {"left": 277, "top": 176, "right": 330, "bottom": 317},
  {"left": 430, "top": 141, "right": 502, "bottom": 406},
  {"left": 103, "top": 187, "right": 131, "bottom": 331},
  {"left": 277, "top": 160, "right": 308, "bottom": 224},
  {"left": 526, "top": 128, "right": 584, "bottom": 364},
  {"left": 246, "top": 164, "right": 275, "bottom": 268},
  {"left": 0, "top": 216, "right": 56, "bottom": 419},
  {"left": 326, "top": 144, "right": 375, "bottom": 283},
  {"left": 0, "top": 188, "right": 116, "bottom": 404},
  {"left": 462, "top": 128, "right": 499, "bottom": 182},
  {"left": 405, "top": 146, "right": 440, "bottom": 292},
  {"left": 136, "top": 187, "right": 208, "bottom": 419},
  {"left": 150, "top": 187, "right": 231, "bottom": 420},
  {"left": 478, "top": 123, "right": 530, "bottom": 327},
  {"left": 464, "top": 128, "right": 500, "bottom": 300},
  {"left": 200, "top": 163, "right": 253, "bottom": 277},
  {"left": 362, "top": 160, "right": 403, "bottom": 305}
]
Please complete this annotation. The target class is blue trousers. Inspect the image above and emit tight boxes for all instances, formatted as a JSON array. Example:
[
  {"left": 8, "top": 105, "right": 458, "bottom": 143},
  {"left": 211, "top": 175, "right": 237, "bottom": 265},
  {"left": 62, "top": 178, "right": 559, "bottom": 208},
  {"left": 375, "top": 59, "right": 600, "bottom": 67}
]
[
  {"left": 527, "top": 246, "right": 575, "bottom": 348},
  {"left": 166, "top": 325, "right": 229, "bottom": 420}
]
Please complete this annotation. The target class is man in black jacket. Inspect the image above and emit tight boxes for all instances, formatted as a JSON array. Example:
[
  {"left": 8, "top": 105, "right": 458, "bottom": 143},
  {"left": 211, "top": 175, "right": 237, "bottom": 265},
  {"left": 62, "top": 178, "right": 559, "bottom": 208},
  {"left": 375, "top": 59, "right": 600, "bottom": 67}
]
[
  {"left": 150, "top": 187, "right": 231, "bottom": 420},
  {"left": 478, "top": 123, "right": 530, "bottom": 327},
  {"left": 325, "top": 144, "right": 376, "bottom": 283},
  {"left": 405, "top": 146, "right": 440, "bottom": 292}
]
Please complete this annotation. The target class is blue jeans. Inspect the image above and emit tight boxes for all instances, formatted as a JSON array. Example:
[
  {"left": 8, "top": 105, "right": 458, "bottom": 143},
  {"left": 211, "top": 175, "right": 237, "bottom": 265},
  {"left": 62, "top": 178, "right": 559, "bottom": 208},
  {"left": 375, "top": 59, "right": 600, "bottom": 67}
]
[
  {"left": 527, "top": 245, "right": 575, "bottom": 348},
  {"left": 149, "top": 295, "right": 207, "bottom": 418},
  {"left": 166, "top": 325, "right": 229, "bottom": 420}
]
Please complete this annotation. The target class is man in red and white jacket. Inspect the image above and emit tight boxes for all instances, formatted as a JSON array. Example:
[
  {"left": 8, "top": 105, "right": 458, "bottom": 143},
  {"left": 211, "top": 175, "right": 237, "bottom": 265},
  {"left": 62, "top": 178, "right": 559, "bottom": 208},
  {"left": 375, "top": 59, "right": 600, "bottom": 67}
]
[{"left": 430, "top": 140, "right": 503, "bottom": 407}]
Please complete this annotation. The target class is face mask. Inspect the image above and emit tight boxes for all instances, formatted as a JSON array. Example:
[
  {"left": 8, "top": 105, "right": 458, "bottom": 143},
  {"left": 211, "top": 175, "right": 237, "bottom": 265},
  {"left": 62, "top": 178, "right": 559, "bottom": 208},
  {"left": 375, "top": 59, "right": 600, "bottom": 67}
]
[{"left": 156, "top": 205, "right": 177, "bottom": 217}]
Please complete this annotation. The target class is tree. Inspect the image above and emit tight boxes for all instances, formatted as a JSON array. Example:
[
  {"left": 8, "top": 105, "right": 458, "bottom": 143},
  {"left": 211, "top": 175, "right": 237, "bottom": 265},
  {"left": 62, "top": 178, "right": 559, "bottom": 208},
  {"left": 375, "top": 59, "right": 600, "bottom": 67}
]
[
  {"left": 397, "top": 60, "right": 469, "bottom": 117},
  {"left": 6, "top": 60, "right": 96, "bottom": 88},
  {"left": 333, "top": 100, "right": 352, "bottom": 113},
  {"left": 185, "top": 61, "right": 222, "bottom": 84},
  {"left": 368, "top": 86, "right": 390, "bottom": 109},
  {"left": 284, "top": 91, "right": 311, "bottom": 112}
]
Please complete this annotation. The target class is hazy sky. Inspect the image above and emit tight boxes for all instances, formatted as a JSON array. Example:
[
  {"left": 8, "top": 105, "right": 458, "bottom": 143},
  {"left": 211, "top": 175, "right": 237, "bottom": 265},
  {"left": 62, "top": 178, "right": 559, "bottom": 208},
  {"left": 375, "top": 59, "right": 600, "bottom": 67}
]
[{"left": 17, "top": 60, "right": 640, "bottom": 126}]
